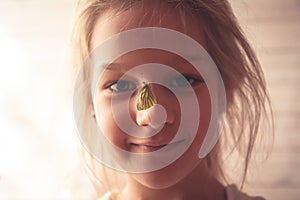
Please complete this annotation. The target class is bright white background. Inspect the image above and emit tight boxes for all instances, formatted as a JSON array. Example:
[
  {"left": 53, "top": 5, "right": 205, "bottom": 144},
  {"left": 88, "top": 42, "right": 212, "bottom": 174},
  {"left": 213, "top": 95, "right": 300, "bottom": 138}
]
[{"left": 0, "top": 0, "right": 81, "bottom": 198}]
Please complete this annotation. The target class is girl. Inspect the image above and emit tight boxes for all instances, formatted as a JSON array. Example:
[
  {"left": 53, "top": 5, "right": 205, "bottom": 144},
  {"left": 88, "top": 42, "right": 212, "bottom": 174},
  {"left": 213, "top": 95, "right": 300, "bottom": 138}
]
[{"left": 71, "top": 0, "right": 273, "bottom": 199}]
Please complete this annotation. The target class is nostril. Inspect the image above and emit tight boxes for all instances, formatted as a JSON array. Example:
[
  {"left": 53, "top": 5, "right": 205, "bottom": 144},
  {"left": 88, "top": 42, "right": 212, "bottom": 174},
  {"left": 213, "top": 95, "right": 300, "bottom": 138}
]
[{"left": 136, "top": 109, "right": 151, "bottom": 126}]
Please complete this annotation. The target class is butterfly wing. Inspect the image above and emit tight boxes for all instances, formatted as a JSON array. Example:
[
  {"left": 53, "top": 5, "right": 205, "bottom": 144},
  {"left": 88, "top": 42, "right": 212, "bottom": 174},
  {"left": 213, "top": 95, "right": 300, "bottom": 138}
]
[{"left": 137, "top": 83, "right": 157, "bottom": 111}]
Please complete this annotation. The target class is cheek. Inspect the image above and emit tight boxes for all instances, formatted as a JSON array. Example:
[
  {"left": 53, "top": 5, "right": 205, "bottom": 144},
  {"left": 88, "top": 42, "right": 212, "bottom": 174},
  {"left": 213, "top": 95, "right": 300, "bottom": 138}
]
[
  {"left": 198, "top": 87, "right": 212, "bottom": 133},
  {"left": 190, "top": 86, "right": 212, "bottom": 151},
  {"left": 94, "top": 99, "right": 129, "bottom": 150}
]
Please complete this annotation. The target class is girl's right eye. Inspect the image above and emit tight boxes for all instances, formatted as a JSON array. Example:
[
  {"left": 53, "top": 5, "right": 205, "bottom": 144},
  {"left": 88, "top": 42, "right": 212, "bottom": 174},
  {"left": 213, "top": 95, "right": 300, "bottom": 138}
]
[{"left": 108, "top": 80, "right": 136, "bottom": 92}]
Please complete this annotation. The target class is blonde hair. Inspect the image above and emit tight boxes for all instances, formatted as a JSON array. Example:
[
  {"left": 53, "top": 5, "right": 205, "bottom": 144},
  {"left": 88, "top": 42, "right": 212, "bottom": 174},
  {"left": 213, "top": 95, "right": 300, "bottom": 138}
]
[{"left": 70, "top": 0, "right": 273, "bottom": 196}]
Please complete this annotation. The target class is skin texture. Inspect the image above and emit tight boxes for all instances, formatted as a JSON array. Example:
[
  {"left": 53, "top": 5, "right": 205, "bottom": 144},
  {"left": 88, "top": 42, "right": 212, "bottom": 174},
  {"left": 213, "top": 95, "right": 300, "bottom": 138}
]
[{"left": 91, "top": 1, "right": 226, "bottom": 200}]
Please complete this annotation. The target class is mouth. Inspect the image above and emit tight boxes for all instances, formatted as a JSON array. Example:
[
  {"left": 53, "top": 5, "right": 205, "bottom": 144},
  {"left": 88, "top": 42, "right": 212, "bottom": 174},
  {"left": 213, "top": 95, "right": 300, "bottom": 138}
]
[
  {"left": 129, "top": 139, "right": 185, "bottom": 153},
  {"left": 130, "top": 143, "right": 167, "bottom": 152}
]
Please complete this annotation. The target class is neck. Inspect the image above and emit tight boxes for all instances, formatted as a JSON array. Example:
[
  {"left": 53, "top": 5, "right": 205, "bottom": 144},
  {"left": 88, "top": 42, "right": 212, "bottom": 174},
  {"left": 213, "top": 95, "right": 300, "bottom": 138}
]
[{"left": 119, "top": 162, "right": 226, "bottom": 200}]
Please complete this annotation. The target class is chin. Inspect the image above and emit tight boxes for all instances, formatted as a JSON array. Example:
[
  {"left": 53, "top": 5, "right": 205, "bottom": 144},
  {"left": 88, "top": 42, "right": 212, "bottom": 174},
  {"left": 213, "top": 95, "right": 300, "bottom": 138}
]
[
  {"left": 134, "top": 174, "right": 182, "bottom": 189},
  {"left": 132, "top": 162, "right": 198, "bottom": 190}
]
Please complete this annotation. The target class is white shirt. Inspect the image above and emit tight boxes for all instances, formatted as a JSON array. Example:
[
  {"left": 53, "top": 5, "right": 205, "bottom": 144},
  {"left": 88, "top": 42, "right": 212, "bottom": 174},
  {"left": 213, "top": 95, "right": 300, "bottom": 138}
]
[{"left": 97, "top": 184, "right": 265, "bottom": 200}]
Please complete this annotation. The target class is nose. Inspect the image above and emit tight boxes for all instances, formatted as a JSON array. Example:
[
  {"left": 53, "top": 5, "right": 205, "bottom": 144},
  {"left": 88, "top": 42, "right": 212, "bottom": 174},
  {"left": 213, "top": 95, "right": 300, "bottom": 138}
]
[{"left": 135, "top": 84, "right": 175, "bottom": 128}]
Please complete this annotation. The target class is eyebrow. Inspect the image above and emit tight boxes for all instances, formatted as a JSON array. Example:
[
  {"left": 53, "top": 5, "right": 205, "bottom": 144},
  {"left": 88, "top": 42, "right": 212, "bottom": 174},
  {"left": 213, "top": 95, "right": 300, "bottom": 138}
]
[
  {"left": 99, "top": 55, "right": 202, "bottom": 72},
  {"left": 98, "top": 63, "right": 126, "bottom": 72}
]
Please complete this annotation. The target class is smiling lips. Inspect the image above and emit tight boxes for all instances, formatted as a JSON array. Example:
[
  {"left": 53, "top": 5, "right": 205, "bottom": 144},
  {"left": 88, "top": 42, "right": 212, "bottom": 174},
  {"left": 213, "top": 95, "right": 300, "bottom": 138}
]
[
  {"left": 130, "top": 143, "right": 167, "bottom": 152},
  {"left": 130, "top": 139, "right": 185, "bottom": 153}
]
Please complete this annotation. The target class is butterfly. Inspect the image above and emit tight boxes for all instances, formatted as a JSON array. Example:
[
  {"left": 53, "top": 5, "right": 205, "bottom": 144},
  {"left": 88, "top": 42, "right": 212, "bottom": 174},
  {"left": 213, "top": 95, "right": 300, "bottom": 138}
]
[{"left": 137, "top": 82, "right": 157, "bottom": 111}]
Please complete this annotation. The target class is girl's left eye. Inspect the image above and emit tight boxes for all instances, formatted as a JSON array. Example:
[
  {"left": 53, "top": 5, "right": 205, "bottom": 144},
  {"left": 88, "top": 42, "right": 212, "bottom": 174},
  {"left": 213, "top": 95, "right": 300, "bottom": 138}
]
[
  {"left": 168, "top": 75, "right": 203, "bottom": 88},
  {"left": 108, "top": 80, "right": 136, "bottom": 92}
]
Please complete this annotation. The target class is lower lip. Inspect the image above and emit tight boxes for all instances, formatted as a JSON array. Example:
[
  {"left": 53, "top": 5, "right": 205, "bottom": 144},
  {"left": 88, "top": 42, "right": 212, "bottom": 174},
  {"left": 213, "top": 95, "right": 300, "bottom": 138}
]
[{"left": 131, "top": 140, "right": 184, "bottom": 153}]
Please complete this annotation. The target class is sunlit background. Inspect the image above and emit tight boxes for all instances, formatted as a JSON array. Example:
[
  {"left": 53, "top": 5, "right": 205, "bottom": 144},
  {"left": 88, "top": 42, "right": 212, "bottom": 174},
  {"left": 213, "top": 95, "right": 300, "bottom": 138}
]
[{"left": 0, "top": 0, "right": 299, "bottom": 199}]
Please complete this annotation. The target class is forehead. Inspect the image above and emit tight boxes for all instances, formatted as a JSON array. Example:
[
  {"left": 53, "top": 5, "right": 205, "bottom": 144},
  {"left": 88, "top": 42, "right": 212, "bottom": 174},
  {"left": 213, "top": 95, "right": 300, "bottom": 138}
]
[{"left": 91, "top": 1, "right": 206, "bottom": 50}]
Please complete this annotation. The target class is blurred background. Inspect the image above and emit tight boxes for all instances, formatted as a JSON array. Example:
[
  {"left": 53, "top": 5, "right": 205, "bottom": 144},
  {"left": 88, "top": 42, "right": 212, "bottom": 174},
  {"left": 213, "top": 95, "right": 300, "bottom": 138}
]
[{"left": 0, "top": 0, "right": 299, "bottom": 199}]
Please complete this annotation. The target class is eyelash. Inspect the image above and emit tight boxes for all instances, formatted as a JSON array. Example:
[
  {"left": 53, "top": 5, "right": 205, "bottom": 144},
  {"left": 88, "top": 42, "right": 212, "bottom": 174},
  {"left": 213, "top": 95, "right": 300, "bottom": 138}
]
[
  {"left": 106, "top": 75, "right": 204, "bottom": 93},
  {"left": 168, "top": 75, "right": 204, "bottom": 88}
]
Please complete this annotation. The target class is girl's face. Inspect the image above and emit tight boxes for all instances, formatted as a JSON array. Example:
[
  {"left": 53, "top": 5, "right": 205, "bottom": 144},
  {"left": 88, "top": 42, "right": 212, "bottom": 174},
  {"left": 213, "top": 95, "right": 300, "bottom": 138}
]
[{"left": 91, "top": 2, "right": 212, "bottom": 189}]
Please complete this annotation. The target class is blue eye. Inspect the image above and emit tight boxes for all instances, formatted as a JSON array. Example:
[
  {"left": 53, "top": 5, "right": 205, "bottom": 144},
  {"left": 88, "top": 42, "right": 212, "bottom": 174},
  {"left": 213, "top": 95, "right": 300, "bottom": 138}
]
[
  {"left": 109, "top": 80, "right": 136, "bottom": 92},
  {"left": 169, "top": 75, "right": 202, "bottom": 88}
]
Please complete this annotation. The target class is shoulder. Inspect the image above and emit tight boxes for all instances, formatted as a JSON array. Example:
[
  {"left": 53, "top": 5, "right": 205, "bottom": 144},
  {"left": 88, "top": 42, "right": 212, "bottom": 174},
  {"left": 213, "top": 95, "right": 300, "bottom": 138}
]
[
  {"left": 225, "top": 185, "right": 266, "bottom": 200},
  {"left": 97, "top": 192, "right": 119, "bottom": 200},
  {"left": 97, "top": 192, "right": 112, "bottom": 200}
]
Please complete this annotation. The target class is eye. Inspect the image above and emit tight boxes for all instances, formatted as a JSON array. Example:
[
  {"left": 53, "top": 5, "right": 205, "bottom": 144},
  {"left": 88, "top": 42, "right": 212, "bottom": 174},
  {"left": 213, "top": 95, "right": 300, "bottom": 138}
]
[
  {"left": 108, "top": 80, "right": 136, "bottom": 92},
  {"left": 168, "top": 75, "right": 203, "bottom": 88}
]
